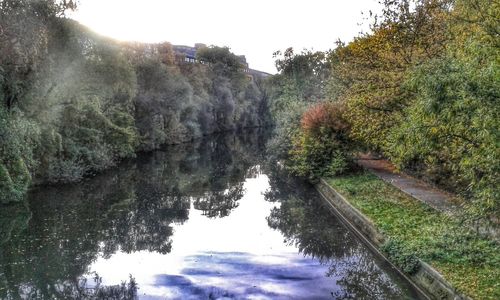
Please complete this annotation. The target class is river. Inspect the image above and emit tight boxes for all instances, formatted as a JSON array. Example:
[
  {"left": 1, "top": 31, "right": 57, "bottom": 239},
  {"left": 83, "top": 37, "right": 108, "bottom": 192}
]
[{"left": 0, "top": 131, "right": 425, "bottom": 299}]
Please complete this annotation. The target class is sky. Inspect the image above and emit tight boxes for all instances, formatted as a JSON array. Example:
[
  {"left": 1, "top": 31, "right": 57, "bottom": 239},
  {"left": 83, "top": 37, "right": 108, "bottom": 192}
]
[{"left": 70, "top": 0, "right": 383, "bottom": 74}]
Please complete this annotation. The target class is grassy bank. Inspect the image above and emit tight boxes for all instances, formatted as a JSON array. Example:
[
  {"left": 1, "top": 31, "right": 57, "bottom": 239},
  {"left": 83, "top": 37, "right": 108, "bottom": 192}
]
[{"left": 327, "top": 172, "right": 499, "bottom": 300}]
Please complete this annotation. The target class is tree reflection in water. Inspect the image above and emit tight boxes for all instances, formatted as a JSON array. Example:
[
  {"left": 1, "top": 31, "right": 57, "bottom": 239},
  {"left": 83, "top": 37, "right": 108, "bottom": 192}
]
[
  {"left": 264, "top": 166, "right": 409, "bottom": 299},
  {"left": 0, "top": 130, "right": 421, "bottom": 299},
  {"left": 0, "top": 130, "right": 270, "bottom": 299}
]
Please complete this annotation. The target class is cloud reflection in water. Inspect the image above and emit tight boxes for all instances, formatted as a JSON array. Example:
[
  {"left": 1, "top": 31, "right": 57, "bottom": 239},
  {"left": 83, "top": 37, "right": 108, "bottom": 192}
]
[{"left": 150, "top": 251, "right": 339, "bottom": 300}]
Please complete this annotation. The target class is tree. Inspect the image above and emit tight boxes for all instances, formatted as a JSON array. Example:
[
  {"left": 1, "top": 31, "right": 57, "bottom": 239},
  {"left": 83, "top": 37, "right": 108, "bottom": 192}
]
[
  {"left": 386, "top": 0, "right": 500, "bottom": 220},
  {"left": 196, "top": 46, "right": 244, "bottom": 77},
  {"left": 330, "top": 0, "right": 450, "bottom": 151},
  {"left": 0, "top": 0, "right": 76, "bottom": 110}
]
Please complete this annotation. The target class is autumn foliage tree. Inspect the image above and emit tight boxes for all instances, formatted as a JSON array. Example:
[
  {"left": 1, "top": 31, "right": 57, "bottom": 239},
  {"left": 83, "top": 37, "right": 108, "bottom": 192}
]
[
  {"left": 330, "top": 0, "right": 450, "bottom": 151},
  {"left": 386, "top": 0, "right": 500, "bottom": 220},
  {"left": 268, "top": 0, "right": 498, "bottom": 220},
  {"left": 288, "top": 102, "right": 352, "bottom": 179}
]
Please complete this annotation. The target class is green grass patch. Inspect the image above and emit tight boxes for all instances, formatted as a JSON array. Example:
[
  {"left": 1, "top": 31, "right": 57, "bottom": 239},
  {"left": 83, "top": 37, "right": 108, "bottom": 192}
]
[{"left": 327, "top": 172, "right": 499, "bottom": 300}]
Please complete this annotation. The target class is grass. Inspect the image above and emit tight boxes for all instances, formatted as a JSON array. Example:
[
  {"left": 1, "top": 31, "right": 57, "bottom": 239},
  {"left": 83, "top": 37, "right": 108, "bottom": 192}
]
[{"left": 327, "top": 172, "right": 499, "bottom": 300}]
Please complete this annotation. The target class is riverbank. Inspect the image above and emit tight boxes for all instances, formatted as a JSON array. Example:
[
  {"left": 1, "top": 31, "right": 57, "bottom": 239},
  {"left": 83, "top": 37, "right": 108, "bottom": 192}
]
[
  {"left": 317, "top": 172, "right": 499, "bottom": 300},
  {"left": 0, "top": 9, "right": 273, "bottom": 205}
]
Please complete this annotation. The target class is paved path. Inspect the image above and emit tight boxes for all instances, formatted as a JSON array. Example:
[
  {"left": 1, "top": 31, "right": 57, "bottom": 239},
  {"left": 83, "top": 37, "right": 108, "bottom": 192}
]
[{"left": 356, "top": 155, "right": 461, "bottom": 215}]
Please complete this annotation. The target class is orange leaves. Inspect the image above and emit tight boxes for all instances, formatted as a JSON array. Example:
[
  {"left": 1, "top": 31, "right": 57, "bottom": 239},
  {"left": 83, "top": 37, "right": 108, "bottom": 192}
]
[{"left": 300, "top": 101, "right": 349, "bottom": 136}]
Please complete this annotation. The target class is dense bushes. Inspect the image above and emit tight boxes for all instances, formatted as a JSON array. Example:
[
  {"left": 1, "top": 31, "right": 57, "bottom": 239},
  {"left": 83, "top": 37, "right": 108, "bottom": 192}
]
[
  {"left": 381, "top": 239, "right": 421, "bottom": 274},
  {"left": 134, "top": 57, "right": 193, "bottom": 150},
  {"left": 23, "top": 20, "right": 142, "bottom": 183},
  {"left": 0, "top": 108, "right": 35, "bottom": 203},
  {"left": 385, "top": 0, "right": 500, "bottom": 219},
  {"left": 387, "top": 56, "right": 500, "bottom": 218},
  {"left": 267, "top": 0, "right": 499, "bottom": 220},
  {"left": 265, "top": 48, "right": 330, "bottom": 165},
  {"left": 288, "top": 102, "right": 352, "bottom": 179},
  {"left": 0, "top": 3, "right": 271, "bottom": 202}
]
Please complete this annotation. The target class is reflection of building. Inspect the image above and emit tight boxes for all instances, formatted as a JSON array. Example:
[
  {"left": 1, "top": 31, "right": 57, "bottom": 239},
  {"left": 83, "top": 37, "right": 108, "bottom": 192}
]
[{"left": 173, "top": 43, "right": 271, "bottom": 79}]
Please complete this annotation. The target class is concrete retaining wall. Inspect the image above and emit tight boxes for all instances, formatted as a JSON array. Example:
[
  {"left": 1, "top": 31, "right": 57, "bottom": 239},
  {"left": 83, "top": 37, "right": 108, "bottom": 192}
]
[{"left": 315, "top": 178, "right": 470, "bottom": 300}]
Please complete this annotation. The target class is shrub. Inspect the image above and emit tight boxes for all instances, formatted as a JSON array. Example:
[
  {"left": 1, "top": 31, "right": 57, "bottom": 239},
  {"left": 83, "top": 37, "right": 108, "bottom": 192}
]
[
  {"left": 301, "top": 101, "right": 349, "bottom": 135},
  {"left": 0, "top": 108, "right": 37, "bottom": 203},
  {"left": 381, "top": 239, "right": 421, "bottom": 275},
  {"left": 288, "top": 102, "right": 352, "bottom": 179},
  {"left": 0, "top": 164, "right": 15, "bottom": 204}
]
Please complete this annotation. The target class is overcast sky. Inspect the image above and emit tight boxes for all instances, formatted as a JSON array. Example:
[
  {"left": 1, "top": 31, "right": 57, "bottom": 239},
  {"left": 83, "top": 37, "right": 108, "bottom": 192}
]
[{"left": 70, "top": 0, "right": 382, "bottom": 74}]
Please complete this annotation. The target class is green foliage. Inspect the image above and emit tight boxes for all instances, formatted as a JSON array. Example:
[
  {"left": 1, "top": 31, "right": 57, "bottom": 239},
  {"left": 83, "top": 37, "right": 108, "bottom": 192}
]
[
  {"left": 269, "top": 49, "right": 329, "bottom": 113},
  {"left": 0, "top": 11, "right": 271, "bottom": 199},
  {"left": 0, "top": 164, "right": 15, "bottom": 203},
  {"left": 273, "top": 48, "right": 329, "bottom": 103},
  {"left": 265, "top": 99, "right": 308, "bottom": 163},
  {"left": 388, "top": 56, "right": 499, "bottom": 219},
  {"left": 381, "top": 239, "right": 421, "bottom": 274},
  {"left": 0, "top": 158, "right": 31, "bottom": 204},
  {"left": 328, "top": 0, "right": 449, "bottom": 151},
  {"left": 56, "top": 98, "right": 120, "bottom": 180},
  {"left": 196, "top": 45, "right": 244, "bottom": 78},
  {"left": 384, "top": 0, "right": 500, "bottom": 219},
  {"left": 0, "top": 108, "right": 36, "bottom": 203},
  {"left": 265, "top": 49, "right": 333, "bottom": 163},
  {"left": 0, "top": 0, "right": 77, "bottom": 109},
  {"left": 134, "top": 57, "right": 194, "bottom": 150},
  {"left": 9, "top": 157, "right": 31, "bottom": 194},
  {"left": 289, "top": 102, "right": 353, "bottom": 179},
  {"left": 288, "top": 128, "right": 350, "bottom": 180},
  {"left": 266, "top": 0, "right": 499, "bottom": 220}
]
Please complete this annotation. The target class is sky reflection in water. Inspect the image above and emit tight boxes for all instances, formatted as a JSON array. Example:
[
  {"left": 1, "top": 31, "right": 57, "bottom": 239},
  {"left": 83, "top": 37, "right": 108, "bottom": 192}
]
[
  {"left": 90, "top": 176, "right": 337, "bottom": 299},
  {"left": 0, "top": 132, "right": 424, "bottom": 299}
]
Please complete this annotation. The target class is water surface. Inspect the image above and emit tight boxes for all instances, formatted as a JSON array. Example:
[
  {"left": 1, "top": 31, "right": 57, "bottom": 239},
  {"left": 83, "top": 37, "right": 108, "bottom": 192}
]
[{"left": 0, "top": 131, "right": 424, "bottom": 299}]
